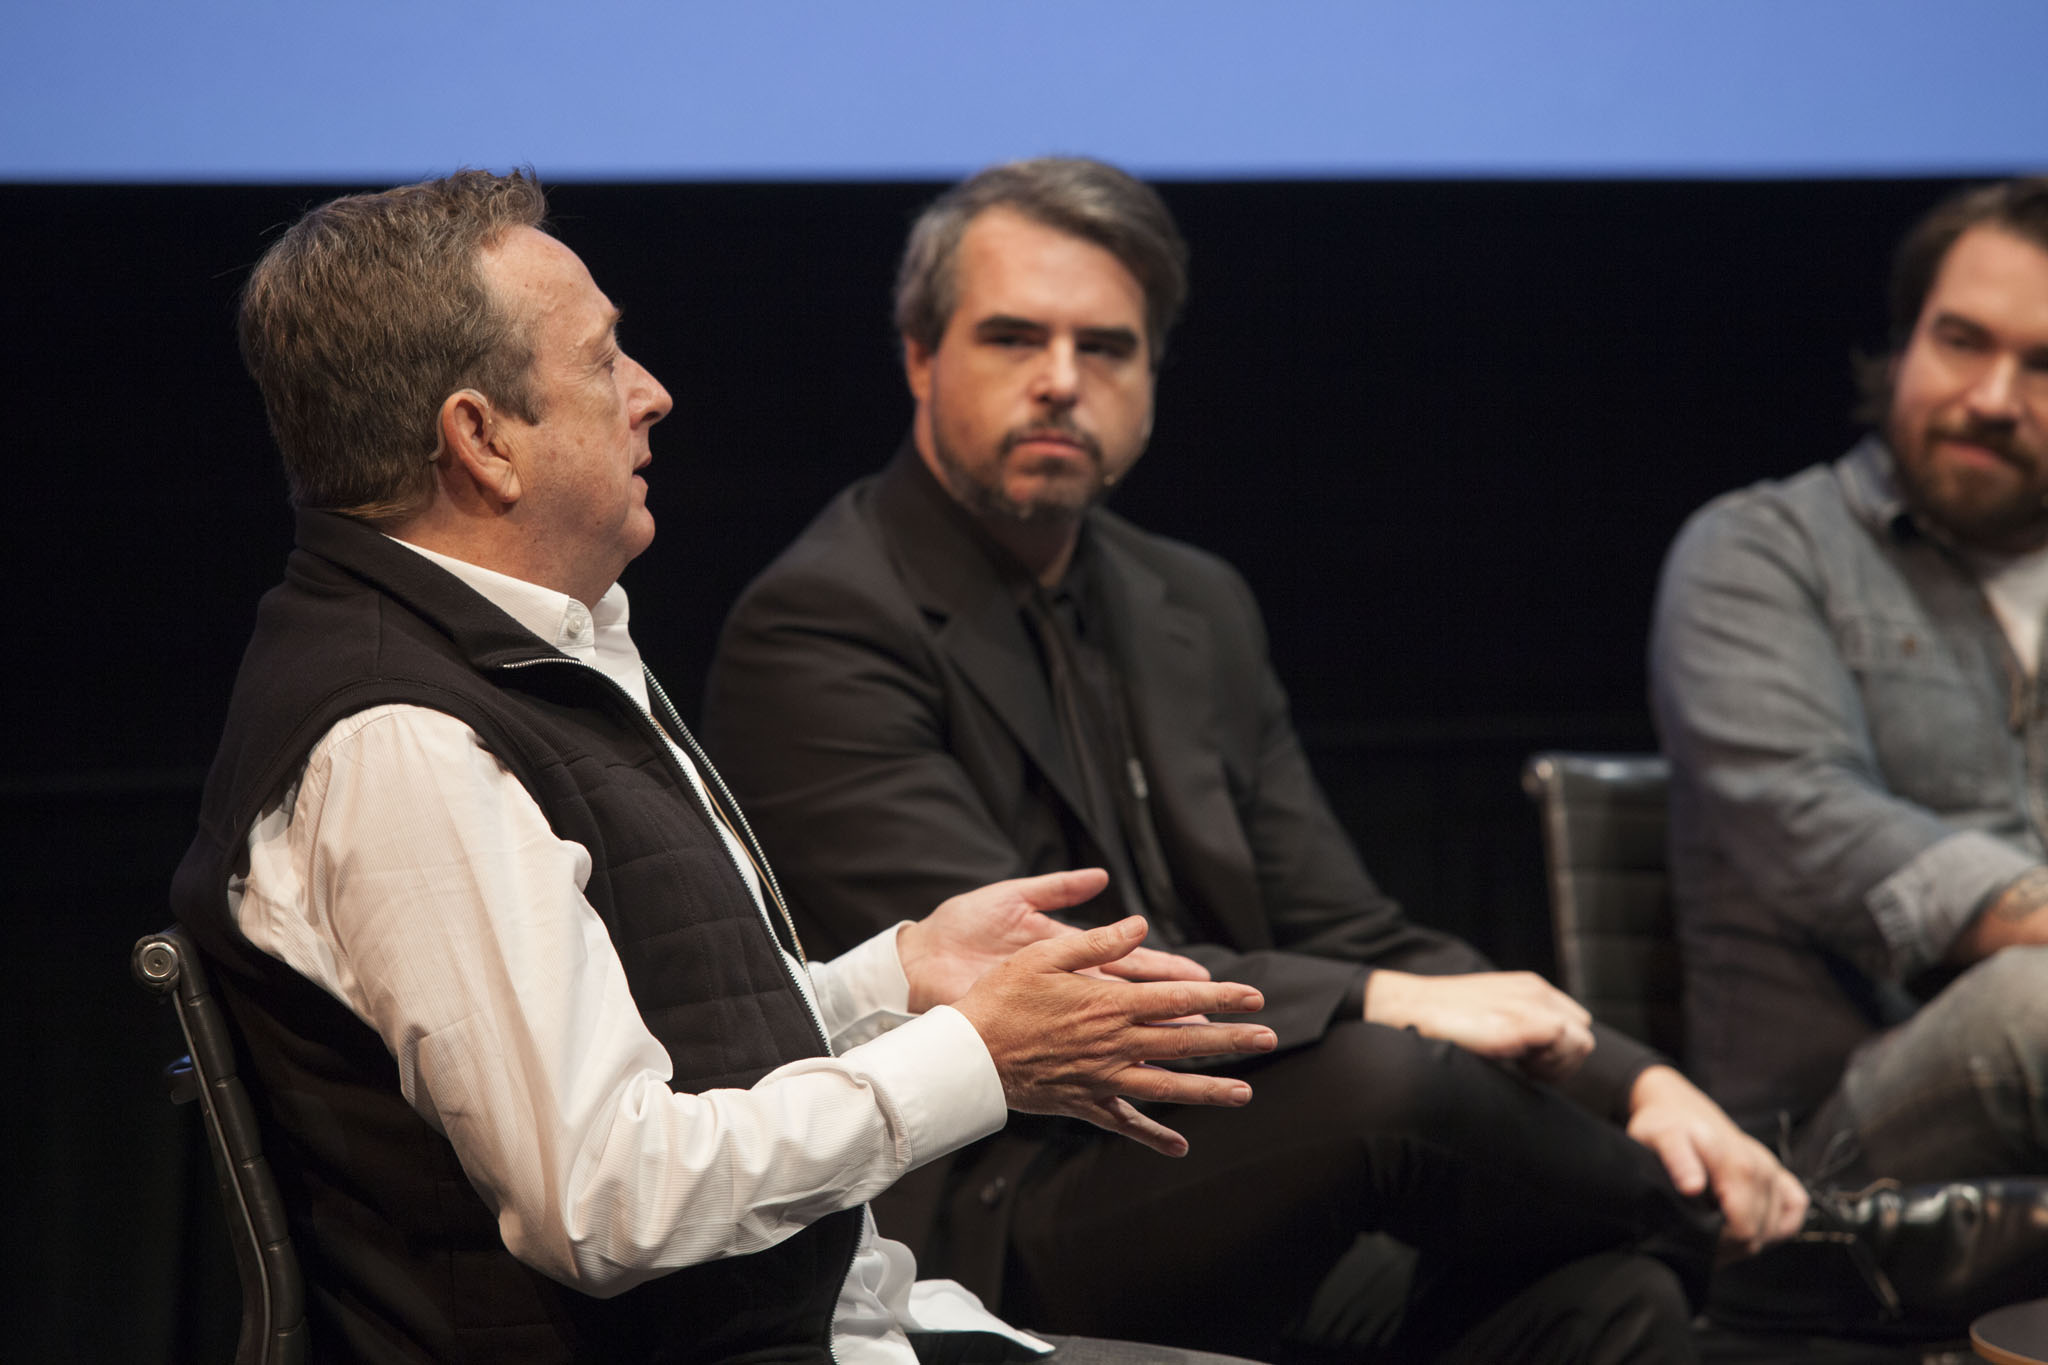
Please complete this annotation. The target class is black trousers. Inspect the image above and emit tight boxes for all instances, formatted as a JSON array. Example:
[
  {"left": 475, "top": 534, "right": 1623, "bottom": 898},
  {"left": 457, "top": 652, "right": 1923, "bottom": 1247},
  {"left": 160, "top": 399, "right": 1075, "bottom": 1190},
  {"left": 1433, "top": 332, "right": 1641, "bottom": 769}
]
[
  {"left": 913, "top": 1331, "right": 1266, "bottom": 1363},
  {"left": 999, "top": 1021, "right": 1715, "bottom": 1364}
]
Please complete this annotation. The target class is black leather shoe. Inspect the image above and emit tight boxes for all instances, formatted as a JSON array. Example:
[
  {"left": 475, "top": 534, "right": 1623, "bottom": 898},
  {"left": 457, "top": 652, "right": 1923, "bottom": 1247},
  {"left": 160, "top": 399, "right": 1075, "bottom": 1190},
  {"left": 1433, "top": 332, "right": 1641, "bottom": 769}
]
[{"left": 1709, "top": 1177, "right": 2048, "bottom": 1338}]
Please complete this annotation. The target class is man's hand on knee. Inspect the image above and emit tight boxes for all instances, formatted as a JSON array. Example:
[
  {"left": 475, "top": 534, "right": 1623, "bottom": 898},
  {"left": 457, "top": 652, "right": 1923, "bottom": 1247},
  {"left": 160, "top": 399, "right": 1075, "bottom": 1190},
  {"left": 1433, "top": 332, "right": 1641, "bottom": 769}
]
[
  {"left": 1362, "top": 969, "right": 1595, "bottom": 1080},
  {"left": 952, "top": 915, "right": 1276, "bottom": 1157},
  {"left": 1627, "top": 1064, "right": 1808, "bottom": 1255}
]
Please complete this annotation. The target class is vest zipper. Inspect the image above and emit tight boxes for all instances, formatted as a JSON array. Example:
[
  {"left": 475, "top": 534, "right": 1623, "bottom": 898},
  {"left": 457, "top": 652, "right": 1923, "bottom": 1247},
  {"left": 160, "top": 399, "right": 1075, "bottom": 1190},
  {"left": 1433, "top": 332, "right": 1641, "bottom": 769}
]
[
  {"left": 496, "top": 656, "right": 834, "bottom": 1055},
  {"left": 641, "top": 670, "right": 808, "bottom": 964},
  {"left": 636, "top": 665, "right": 856, "bottom": 1365}
]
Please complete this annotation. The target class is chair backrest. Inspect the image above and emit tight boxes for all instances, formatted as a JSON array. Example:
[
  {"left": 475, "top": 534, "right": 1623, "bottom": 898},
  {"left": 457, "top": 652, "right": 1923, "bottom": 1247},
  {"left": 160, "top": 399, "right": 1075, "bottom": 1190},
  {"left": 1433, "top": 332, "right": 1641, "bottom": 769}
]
[
  {"left": 1520, "top": 751, "right": 1682, "bottom": 1059},
  {"left": 132, "top": 927, "right": 308, "bottom": 1365}
]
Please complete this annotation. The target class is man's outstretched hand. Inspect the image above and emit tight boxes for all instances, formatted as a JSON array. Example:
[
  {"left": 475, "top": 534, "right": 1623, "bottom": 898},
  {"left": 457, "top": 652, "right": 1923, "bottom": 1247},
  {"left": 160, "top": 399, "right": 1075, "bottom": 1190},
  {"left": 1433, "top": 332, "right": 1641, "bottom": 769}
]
[
  {"left": 897, "top": 868, "right": 1213, "bottom": 1014},
  {"left": 951, "top": 915, "right": 1276, "bottom": 1157}
]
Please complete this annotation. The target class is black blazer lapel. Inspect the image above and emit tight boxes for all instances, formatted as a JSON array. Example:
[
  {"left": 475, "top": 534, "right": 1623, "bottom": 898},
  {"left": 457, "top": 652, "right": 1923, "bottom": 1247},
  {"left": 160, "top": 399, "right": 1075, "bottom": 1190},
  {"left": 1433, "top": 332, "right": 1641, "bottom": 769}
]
[
  {"left": 868, "top": 450, "right": 1098, "bottom": 828},
  {"left": 1092, "top": 524, "right": 1272, "bottom": 950}
]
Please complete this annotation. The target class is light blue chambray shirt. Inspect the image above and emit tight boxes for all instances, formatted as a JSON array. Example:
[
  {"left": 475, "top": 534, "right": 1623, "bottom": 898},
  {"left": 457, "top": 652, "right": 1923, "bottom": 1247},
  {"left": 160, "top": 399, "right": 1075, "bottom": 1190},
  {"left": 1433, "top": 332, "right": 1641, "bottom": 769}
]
[{"left": 1650, "top": 435, "right": 2048, "bottom": 1129}]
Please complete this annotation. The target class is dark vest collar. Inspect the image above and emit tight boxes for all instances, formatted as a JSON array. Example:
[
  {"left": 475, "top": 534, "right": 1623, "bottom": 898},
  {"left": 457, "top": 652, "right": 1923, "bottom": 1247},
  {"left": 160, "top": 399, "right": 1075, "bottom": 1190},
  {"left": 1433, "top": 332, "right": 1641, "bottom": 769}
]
[{"left": 293, "top": 508, "right": 566, "bottom": 668}]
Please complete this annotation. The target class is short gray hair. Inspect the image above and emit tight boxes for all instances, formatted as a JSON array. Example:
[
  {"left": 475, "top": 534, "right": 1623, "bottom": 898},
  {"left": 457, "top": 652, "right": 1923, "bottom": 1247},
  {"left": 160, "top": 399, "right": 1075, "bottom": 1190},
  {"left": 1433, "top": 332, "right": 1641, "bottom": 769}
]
[
  {"left": 238, "top": 169, "right": 549, "bottom": 526},
  {"left": 894, "top": 157, "right": 1189, "bottom": 367}
]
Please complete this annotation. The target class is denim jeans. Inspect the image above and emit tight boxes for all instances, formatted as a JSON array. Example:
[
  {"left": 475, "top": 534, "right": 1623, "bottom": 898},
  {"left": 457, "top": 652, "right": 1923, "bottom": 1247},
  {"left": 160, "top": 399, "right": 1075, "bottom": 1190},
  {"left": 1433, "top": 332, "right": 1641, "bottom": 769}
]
[{"left": 1789, "top": 944, "right": 2048, "bottom": 1186}]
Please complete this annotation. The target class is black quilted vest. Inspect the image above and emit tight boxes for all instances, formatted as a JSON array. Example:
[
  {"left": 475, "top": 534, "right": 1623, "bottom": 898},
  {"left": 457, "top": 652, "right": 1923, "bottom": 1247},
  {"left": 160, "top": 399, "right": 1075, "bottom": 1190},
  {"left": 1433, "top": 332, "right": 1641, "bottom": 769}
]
[{"left": 172, "top": 510, "right": 861, "bottom": 1364}]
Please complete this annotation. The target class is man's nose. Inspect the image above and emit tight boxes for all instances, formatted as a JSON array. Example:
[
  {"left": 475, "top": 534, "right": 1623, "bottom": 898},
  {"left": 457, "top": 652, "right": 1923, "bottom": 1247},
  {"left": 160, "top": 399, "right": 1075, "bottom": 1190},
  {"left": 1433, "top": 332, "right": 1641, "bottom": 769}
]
[
  {"left": 1965, "top": 352, "right": 2024, "bottom": 422},
  {"left": 1030, "top": 340, "right": 1080, "bottom": 406},
  {"left": 626, "top": 354, "right": 673, "bottom": 424}
]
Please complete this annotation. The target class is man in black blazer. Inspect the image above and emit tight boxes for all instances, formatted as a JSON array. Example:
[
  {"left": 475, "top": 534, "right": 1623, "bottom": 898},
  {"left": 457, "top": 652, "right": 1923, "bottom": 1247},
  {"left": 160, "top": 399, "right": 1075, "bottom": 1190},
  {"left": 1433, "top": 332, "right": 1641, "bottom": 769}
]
[{"left": 704, "top": 157, "right": 1803, "bottom": 1364}]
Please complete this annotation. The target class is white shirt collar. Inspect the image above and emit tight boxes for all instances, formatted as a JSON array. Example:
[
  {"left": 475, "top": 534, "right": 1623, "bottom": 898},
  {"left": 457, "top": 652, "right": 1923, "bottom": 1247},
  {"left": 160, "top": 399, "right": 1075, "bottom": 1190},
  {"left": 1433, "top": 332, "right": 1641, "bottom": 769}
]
[{"left": 385, "top": 537, "right": 650, "bottom": 711}]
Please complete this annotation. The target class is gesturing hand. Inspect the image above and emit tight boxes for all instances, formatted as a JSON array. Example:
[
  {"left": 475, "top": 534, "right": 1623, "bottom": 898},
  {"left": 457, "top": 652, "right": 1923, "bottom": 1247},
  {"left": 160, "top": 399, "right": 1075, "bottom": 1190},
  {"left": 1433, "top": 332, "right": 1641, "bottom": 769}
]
[
  {"left": 897, "top": 868, "right": 1213, "bottom": 1015},
  {"left": 952, "top": 915, "right": 1276, "bottom": 1157},
  {"left": 1362, "top": 969, "right": 1594, "bottom": 1080},
  {"left": 1627, "top": 1064, "right": 1808, "bottom": 1255}
]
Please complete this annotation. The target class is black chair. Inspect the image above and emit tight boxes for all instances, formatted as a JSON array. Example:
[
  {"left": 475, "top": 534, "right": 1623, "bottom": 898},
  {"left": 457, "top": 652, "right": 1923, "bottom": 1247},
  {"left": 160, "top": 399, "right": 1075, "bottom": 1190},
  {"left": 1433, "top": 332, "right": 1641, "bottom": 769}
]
[
  {"left": 1521, "top": 752, "right": 1987, "bottom": 1365},
  {"left": 132, "top": 927, "right": 307, "bottom": 1365},
  {"left": 1520, "top": 751, "right": 1682, "bottom": 1056}
]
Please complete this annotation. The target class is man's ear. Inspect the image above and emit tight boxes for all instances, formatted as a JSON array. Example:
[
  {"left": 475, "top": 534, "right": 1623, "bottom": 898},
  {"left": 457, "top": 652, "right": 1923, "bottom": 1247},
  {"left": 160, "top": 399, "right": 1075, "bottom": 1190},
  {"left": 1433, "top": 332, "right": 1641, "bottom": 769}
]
[
  {"left": 903, "top": 334, "right": 935, "bottom": 406},
  {"left": 437, "top": 388, "right": 522, "bottom": 507}
]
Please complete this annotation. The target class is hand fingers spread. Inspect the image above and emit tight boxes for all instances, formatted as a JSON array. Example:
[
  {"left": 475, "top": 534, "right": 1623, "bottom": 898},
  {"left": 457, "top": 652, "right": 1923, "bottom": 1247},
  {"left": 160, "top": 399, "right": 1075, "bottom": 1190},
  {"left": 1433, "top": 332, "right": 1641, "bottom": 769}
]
[
  {"left": 1077, "top": 967, "right": 1213, "bottom": 1022},
  {"left": 1128, "top": 1019, "right": 1275, "bottom": 1063},
  {"left": 1008, "top": 867, "right": 1112, "bottom": 913},
  {"left": 1114, "top": 1064, "right": 1255, "bottom": 1109},
  {"left": 1120, "top": 978, "right": 1265, "bottom": 1023},
  {"left": 1094, "top": 945, "right": 1213, "bottom": 982},
  {"left": 1016, "top": 915, "right": 1151, "bottom": 974},
  {"left": 1085, "top": 1097, "right": 1190, "bottom": 1157}
]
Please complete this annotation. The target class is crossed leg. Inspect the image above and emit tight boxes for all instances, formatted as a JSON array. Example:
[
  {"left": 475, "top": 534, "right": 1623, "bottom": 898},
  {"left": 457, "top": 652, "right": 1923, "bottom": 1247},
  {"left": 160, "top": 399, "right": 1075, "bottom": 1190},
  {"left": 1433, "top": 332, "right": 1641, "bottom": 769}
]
[{"left": 1000, "top": 1020, "right": 1714, "bottom": 1363}]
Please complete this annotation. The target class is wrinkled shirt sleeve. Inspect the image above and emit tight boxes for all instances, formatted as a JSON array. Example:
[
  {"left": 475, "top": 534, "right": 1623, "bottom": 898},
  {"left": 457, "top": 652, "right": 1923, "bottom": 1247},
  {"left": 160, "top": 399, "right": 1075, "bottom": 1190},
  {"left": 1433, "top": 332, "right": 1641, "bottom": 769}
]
[{"left": 234, "top": 704, "right": 1006, "bottom": 1296}]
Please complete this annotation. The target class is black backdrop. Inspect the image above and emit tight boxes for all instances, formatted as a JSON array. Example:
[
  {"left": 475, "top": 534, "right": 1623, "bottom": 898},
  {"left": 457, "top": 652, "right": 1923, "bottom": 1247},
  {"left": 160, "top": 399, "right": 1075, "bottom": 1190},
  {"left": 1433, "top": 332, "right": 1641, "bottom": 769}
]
[{"left": 4, "top": 176, "right": 1960, "bottom": 1358}]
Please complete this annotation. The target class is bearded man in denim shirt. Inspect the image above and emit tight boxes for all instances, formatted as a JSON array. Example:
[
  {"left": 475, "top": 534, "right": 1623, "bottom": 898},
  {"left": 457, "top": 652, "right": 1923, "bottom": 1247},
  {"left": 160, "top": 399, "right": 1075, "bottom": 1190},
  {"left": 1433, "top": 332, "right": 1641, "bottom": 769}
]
[{"left": 1652, "top": 179, "right": 2048, "bottom": 1198}]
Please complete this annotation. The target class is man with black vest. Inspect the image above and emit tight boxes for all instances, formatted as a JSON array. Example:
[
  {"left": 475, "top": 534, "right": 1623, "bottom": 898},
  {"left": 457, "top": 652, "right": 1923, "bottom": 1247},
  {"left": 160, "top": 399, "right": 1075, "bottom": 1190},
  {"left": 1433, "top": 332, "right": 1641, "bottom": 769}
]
[{"left": 170, "top": 169, "right": 1279, "bottom": 1365}]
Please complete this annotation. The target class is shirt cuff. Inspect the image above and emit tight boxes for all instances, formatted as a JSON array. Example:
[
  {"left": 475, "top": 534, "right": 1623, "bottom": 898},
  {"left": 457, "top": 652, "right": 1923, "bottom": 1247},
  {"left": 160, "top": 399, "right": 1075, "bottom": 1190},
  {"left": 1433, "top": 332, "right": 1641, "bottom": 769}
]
[
  {"left": 810, "top": 922, "right": 917, "bottom": 1049},
  {"left": 1866, "top": 830, "right": 2040, "bottom": 976},
  {"left": 840, "top": 1004, "right": 1007, "bottom": 1173},
  {"left": 1336, "top": 968, "right": 1371, "bottom": 1024}
]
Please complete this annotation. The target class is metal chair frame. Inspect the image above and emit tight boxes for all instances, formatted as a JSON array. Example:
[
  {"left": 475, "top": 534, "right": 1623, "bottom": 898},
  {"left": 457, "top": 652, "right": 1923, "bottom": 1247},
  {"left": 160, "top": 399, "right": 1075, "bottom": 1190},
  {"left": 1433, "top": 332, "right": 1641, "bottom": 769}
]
[{"left": 133, "top": 927, "right": 307, "bottom": 1365}]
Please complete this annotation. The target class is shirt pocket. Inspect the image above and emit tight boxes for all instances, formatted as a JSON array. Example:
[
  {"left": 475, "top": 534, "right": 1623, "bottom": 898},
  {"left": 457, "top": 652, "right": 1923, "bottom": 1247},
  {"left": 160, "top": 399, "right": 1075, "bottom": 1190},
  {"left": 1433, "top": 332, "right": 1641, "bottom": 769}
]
[
  {"left": 1838, "top": 612, "right": 1965, "bottom": 680},
  {"left": 1837, "top": 611, "right": 2012, "bottom": 812}
]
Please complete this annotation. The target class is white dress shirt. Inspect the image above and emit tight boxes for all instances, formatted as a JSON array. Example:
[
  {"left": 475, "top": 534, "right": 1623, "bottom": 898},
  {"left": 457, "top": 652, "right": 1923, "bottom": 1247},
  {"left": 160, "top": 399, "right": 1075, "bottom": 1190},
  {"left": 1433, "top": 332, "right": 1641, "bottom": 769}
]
[{"left": 228, "top": 539, "right": 1041, "bottom": 1362}]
